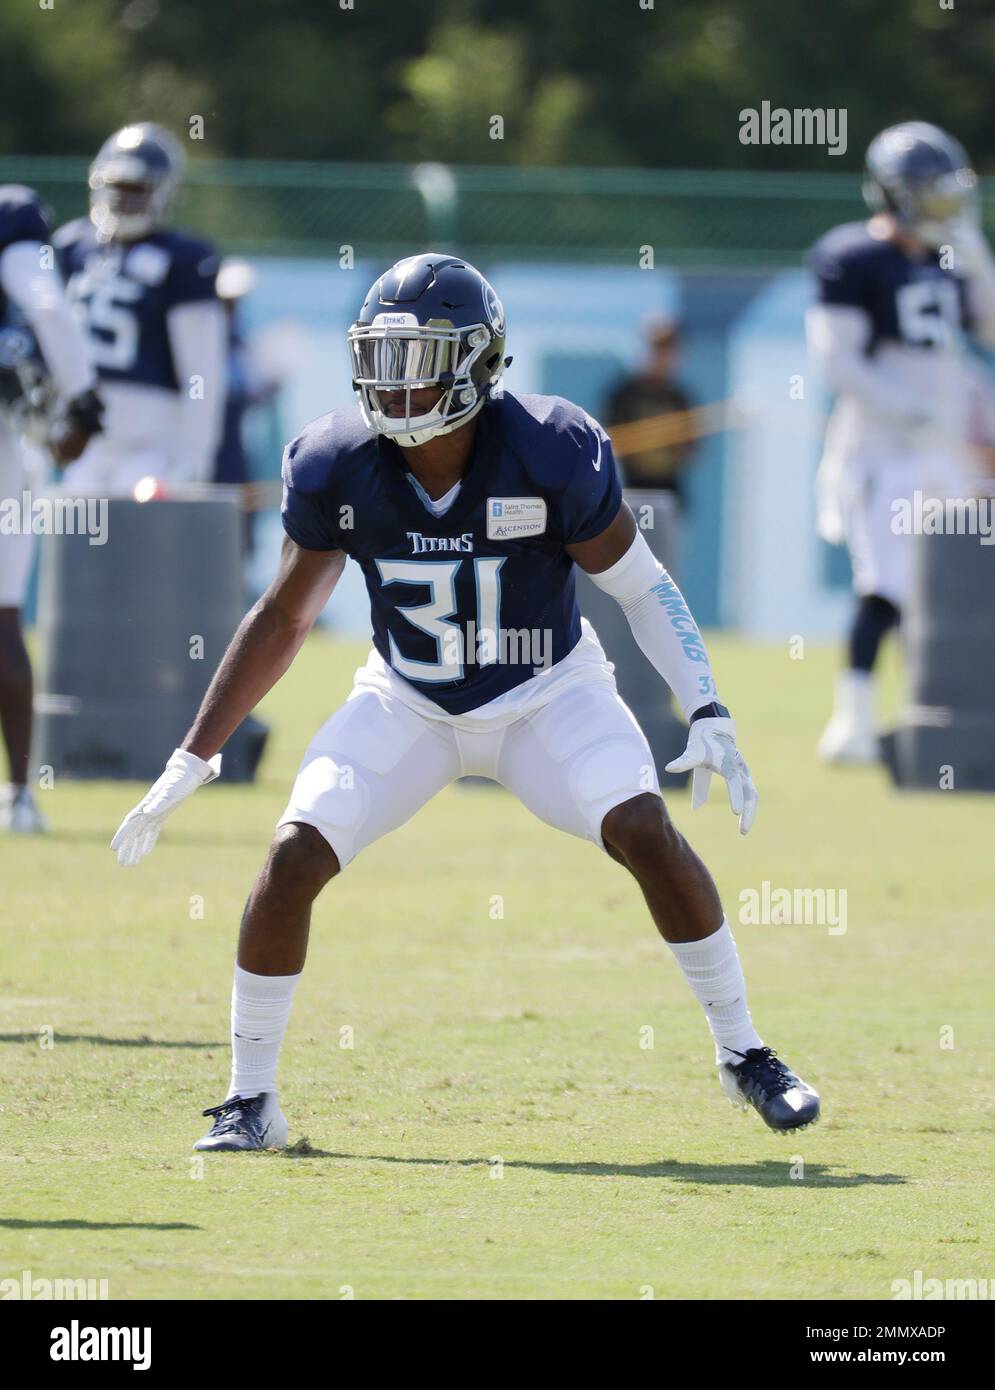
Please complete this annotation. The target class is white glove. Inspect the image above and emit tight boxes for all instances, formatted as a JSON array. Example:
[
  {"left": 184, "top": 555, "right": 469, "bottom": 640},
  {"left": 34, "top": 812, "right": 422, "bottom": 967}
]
[
  {"left": 111, "top": 748, "right": 221, "bottom": 866},
  {"left": 665, "top": 716, "right": 758, "bottom": 836}
]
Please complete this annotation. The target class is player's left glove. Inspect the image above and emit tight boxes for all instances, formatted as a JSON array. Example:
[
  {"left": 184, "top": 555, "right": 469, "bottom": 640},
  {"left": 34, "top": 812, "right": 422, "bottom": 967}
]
[
  {"left": 665, "top": 715, "right": 758, "bottom": 835},
  {"left": 110, "top": 748, "right": 221, "bottom": 866},
  {"left": 48, "top": 387, "right": 105, "bottom": 465}
]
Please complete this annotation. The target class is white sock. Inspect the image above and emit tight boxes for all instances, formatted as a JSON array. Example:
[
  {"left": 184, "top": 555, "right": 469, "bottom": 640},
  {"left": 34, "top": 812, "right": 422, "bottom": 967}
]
[
  {"left": 666, "top": 919, "right": 763, "bottom": 1065},
  {"left": 228, "top": 965, "right": 300, "bottom": 1099}
]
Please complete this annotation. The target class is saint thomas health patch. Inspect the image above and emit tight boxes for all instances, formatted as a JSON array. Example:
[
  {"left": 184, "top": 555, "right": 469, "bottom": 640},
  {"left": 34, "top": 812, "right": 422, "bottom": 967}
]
[{"left": 486, "top": 496, "right": 548, "bottom": 541}]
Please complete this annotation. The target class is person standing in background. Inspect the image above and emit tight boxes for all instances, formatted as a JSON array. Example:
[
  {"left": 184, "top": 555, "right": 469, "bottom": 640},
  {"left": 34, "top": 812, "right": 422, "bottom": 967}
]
[
  {"left": 214, "top": 258, "right": 265, "bottom": 492},
  {"left": 806, "top": 122, "right": 995, "bottom": 763},
  {"left": 54, "top": 123, "right": 226, "bottom": 497},
  {"left": 212, "top": 258, "right": 285, "bottom": 539},
  {"left": 604, "top": 313, "right": 698, "bottom": 506},
  {"left": 0, "top": 185, "right": 103, "bottom": 833}
]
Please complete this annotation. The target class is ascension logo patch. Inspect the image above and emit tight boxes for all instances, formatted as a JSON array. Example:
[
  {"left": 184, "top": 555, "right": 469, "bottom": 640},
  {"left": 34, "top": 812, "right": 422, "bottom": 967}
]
[{"left": 486, "top": 496, "right": 547, "bottom": 541}]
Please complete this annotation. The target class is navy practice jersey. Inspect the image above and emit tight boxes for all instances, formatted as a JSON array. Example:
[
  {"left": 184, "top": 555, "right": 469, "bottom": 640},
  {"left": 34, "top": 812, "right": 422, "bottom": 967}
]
[
  {"left": 808, "top": 221, "right": 969, "bottom": 353},
  {"left": 0, "top": 185, "right": 51, "bottom": 322},
  {"left": 54, "top": 218, "right": 219, "bottom": 390},
  {"left": 282, "top": 391, "right": 623, "bottom": 714}
]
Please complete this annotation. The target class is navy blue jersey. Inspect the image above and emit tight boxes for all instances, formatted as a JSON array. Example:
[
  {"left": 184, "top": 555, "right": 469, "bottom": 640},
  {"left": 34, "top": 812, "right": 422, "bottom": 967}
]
[
  {"left": 0, "top": 185, "right": 50, "bottom": 254},
  {"left": 0, "top": 185, "right": 51, "bottom": 322},
  {"left": 808, "top": 221, "right": 968, "bottom": 353},
  {"left": 54, "top": 218, "right": 219, "bottom": 390},
  {"left": 282, "top": 391, "right": 623, "bottom": 714},
  {"left": 0, "top": 185, "right": 53, "bottom": 403}
]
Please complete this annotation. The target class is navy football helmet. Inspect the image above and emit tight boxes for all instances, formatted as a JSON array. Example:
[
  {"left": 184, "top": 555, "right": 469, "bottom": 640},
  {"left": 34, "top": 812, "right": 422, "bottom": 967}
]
[
  {"left": 89, "top": 122, "right": 185, "bottom": 243},
  {"left": 348, "top": 252, "right": 508, "bottom": 447},
  {"left": 863, "top": 122, "right": 977, "bottom": 247}
]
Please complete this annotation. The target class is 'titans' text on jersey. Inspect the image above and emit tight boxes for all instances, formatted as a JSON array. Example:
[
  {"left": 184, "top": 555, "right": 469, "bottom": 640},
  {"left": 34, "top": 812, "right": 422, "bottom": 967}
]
[{"left": 281, "top": 390, "right": 621, "bottom": 714}]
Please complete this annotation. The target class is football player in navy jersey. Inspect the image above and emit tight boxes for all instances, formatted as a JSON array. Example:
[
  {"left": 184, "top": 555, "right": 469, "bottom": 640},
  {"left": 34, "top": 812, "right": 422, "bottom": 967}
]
[
  {"left": 0, "top": 184, "right": 103, "bottom": 834},
  {"left": 111, "top": 253, "right": 820, "bottom": 1147},
  {"left": 54, "top": 123, "right": 226, "bottom": 496},
  {"left": 807, "top": 122, "right": 995, "bottom": 761}
]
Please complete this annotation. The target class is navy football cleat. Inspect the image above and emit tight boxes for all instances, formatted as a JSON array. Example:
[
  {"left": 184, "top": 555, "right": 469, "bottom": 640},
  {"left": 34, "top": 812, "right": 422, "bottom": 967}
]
[
  {"left": 193, "top": 1093, "right": 288, "bottom": 1152},
  {"left": 719, "top": 1047, "right": 820, "bottom": 1132}
]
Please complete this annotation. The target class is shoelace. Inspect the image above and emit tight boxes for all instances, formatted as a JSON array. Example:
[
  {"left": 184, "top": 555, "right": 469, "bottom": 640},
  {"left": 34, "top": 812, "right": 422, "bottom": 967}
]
[
  {"left": 729, "top": 1046, "right": 794, "bottom": 1097},
  {"left": 201, "top": 1095, "right": 261, "bottom": 1134}
]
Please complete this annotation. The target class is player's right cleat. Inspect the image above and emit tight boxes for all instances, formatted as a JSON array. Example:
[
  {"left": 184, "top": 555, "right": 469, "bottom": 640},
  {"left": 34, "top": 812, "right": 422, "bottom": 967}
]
[
  {"left": 193, "top": 1093, "right": 287, "bottom": 1152},
  {"left": 817, "top": 717, "right": 878, "bottom": 763},
  {"left": 817, "top": 671, "right": 879, "bottom": 763},
  {"left": 0, "top": 785, "right": 49, "bottom": 834},
  {"left": 719, "top": 1046, "right": 821, "bottom": 1132}
]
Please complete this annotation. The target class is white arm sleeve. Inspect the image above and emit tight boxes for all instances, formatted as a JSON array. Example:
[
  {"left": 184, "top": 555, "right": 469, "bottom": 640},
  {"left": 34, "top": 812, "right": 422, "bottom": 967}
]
[
  {"left": 0, "top": 240, "right": 96, "bottom": 400},
  {"left": 586, "top": 530, "right": 719, "bottom": 721},
  {"left": 806, "top": 303, "right": 936, "bottom": 424},
  {"left": 165, "top": 299, "right": 228, "bottom": 483}
]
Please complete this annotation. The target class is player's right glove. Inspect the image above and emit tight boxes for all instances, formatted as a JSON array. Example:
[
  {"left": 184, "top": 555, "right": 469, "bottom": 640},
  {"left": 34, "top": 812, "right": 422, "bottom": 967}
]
[{"left": 111, "top": 748, "right": 221, "bottom": 866}]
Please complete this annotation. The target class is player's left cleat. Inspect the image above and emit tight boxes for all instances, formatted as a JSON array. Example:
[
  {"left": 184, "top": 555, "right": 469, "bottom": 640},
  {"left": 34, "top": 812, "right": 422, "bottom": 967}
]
[
  {"left": 719, "top": 1046, "right": 820, "bottom": 1132},
  {"left": 193, "top": 1093, "right": 287, "bottom": 1152},
  {"left": 0, "top": 785, "right": 49, "bottom": 834}
]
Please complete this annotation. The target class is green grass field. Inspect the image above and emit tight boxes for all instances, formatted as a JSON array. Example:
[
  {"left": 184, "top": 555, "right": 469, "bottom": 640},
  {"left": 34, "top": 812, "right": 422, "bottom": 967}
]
[{"left": 2, "top": 631, "right": 992, "bottom": 1300}]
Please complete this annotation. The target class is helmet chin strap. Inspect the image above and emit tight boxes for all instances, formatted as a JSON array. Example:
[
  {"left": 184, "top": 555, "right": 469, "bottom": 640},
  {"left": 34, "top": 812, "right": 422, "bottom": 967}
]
[
  {"left": 911, "top": 222, "right": 946, "bottom": 251},
  {"left": 395, "top": 397, "right": 485, "bottom": 448},
  {"left": 396, "top": 425, "right": 443, "bottom": 448},
  {"left": 94, "top": 214, "right": 155, "bottom": 244},
  {"left": 90, "top": 194, "right": 156, "bottom": 244},
  {"left": 371, "top": 372, "right": 488, "bottom": 447}
]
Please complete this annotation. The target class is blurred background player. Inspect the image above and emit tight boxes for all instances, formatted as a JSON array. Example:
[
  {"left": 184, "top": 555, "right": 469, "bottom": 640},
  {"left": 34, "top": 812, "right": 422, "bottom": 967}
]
[
  {"left": 214, "top": 258, "right": 263, "bottom": 491},
  {"left": 0, "top": 185, "right": 103, "bottom": 832},
  {"left": 806, "top": 122, "right": 995, "bottom": 762},
  {"left": 212, "top": 257, "right": 285, "bottom": 564},
  {"left": 605, "top": 313, "right": 697, "bottom": 482},
  {"left": 54, "top": 123, "right": 226, "bottom": 497},
  {"left": 603, "top": 313, "right": 698, "bottom": 580}
]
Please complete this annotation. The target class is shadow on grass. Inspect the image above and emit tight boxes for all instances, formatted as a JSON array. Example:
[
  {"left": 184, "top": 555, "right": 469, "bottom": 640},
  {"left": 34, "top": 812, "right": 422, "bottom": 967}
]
[
  {"left": 0, "top": 1033, "right": 225, "bottom": 1049},
  {"left": 279, "top": 1149, "right": 908, "bottom": 1188},
  {"left": 0, "top": 1218, "right": 199, "bottom": 1231}
]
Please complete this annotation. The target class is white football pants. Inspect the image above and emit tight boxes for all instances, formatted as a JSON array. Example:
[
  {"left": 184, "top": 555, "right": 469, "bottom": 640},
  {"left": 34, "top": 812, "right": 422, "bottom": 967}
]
[{"left": 278, "top": 627, "right": 660, "bottom": 868}]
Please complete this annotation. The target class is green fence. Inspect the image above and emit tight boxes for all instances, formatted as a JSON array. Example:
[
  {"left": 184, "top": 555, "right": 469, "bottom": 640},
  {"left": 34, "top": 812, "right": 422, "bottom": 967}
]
[{"left": 3, "top": 156, "right": 993, "bottom": 266}]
